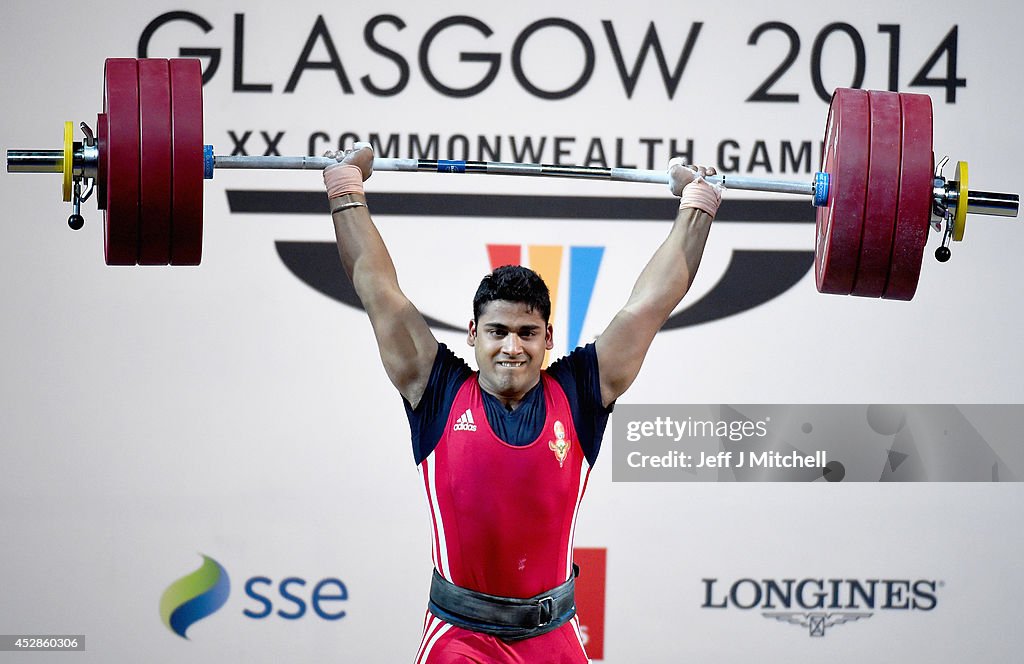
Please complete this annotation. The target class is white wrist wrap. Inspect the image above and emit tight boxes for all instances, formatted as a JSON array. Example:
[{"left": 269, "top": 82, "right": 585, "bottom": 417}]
[
  {"left": 680, "top": 179, "right": 723, "bottom": 217},
  {"left": 323, "top": 164, "right": 365, "bottom": 198}
]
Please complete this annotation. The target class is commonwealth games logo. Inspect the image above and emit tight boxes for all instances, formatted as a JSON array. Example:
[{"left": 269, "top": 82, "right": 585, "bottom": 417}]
[{"left": 159, "top": 554, "right": 231, "bottom": 639}]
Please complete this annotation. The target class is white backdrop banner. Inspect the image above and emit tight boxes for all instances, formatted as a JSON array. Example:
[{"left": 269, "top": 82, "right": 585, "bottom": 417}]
[{"left": 1, "top": 1, "right": 1022, "bottom": 662}]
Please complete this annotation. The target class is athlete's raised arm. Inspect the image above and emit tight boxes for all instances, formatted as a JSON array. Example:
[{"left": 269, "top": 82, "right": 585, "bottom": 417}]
[
  {"left": 324, "top": 143, "right": 437, "bottom": 408},
  {"left": 595, "top": 160, "right": 723, "bottom": 407}
]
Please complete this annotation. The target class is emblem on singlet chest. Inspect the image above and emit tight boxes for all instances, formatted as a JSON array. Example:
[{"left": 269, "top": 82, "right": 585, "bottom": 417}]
[{"left": 548, "top": 420, "right": 570, "bottom": 468}]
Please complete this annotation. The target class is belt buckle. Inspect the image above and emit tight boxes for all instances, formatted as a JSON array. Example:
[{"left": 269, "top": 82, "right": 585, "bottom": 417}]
[{"left": 537, "top": 596, "right": 554, "bottom": 627}]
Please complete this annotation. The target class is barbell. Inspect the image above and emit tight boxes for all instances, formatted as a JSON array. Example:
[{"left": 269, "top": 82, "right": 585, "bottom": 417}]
[{"left": 6, "top": 58, "right": 1020, "bottom": 300}]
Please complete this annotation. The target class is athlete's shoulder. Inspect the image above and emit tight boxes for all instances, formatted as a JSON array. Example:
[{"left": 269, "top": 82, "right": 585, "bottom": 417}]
[
  {"left": 433, "top": 342, "right": 475, "bottom": 385},
  {"left": 407, "top": 343, "right": 475, "bottom": 465},
  {"left": 545, "top": 343, "right": 599, "bottom": 385}
]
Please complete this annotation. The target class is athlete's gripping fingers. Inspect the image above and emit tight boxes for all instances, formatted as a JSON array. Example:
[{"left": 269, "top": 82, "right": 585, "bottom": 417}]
[
  {"left": 689, "top": 165, "right": 719, "bottom": 182},
  {"left": 324, "top": 141, "right": 374, "bottom": 180},
  {"left": 341, "top": 141, "right": 374, "bottom": 181},
  {"left": 668, "top": 157, "right": 698, "bottom": 197}
]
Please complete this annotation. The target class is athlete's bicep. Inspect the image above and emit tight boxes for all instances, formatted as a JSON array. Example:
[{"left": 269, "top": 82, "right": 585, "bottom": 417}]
[{"left": 368, "top": 292, "right": 439, "bottom": 407}]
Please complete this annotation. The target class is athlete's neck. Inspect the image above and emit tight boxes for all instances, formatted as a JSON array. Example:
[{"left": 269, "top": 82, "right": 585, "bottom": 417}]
[{"left": 481, "top": 376, "right": 541, "bottom": 411}]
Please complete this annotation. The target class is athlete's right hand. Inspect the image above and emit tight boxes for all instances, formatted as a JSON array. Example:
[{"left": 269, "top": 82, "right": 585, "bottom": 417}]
[{"left": 324, "top": 141, "right": 374, "bottom": 182}]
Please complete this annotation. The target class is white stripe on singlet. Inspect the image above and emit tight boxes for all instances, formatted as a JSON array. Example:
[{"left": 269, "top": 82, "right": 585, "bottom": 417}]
[
  {"left": 570, "top": 615, "right": 591, "bottom": 662},
  {"left": 565, "top": 457, "right": 591, "bottom": 580},
  {"left": 415, "top": 614, "right": 453, "bottom": 664},
  {"left": 423, "top": 455, "right": 451, "bottom": 578}
]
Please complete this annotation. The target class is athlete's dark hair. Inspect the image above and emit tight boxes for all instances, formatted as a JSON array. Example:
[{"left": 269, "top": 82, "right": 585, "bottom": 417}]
[{"left": 473, "top": 265, "right": 551, "bottom": 322}]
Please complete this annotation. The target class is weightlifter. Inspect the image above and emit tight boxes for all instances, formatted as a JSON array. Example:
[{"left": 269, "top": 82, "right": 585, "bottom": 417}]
[{"left": 323, "top": 142, "right": 722, "bottom": 663}]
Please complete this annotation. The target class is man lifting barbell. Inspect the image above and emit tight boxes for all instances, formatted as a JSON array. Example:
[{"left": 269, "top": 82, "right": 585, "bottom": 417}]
[
  {"left": 322, "top": 142, "right": 720, "bottom": 663},
  {"left": 4, "top": 55, "right": 1023, "bottom": 662}
]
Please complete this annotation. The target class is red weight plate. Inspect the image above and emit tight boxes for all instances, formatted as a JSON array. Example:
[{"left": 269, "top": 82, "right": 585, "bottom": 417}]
[
  {"left": 851, "top": 90, "right": 901, "bottom": 297},
  {"left": 103, "top": 59, "right": 141, "bottom": 265},
  {"left": 168, "top": 58, "right": 204, "bottom": 265},
  {"left": 815, "top": 88, "right": 870, "bottom": 295},
  {"left": 138, "top": 59, "right": 173, "bottom": 265},
  {"left": 884, "top": 93, "right": 933, "bottom": 300}
]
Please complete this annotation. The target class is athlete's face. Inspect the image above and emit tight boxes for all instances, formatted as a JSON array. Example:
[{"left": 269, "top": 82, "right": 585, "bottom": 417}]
[{"left": 468, "top": 300, "right": 554, "bottom": 406}]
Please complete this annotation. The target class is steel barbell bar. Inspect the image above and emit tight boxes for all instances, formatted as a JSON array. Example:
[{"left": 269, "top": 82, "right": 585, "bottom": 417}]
[{"left": 5, "top": 58, "right": 1020, "bottom": 300}]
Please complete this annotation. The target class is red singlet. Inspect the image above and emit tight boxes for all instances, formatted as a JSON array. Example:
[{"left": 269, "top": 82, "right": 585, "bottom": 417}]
[{"left": 415, "top": 373, "right": 592, "bottom": 663}]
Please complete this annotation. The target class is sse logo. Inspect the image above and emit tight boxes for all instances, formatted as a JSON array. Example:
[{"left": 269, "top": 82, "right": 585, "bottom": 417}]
[
  {"left": 159, "top": 554, "right": 349, "bottom": 639},
  {"left": 159, "top": 555, "right": 231, "bottom": 639}
]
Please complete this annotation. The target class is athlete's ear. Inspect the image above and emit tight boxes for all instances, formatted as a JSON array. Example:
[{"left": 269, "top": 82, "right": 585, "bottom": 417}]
[
  {"left": 467, "top": 319, "right": 477, "bottom": 347},
  {"left": 545, "top": 323, "right": 554, "bottom": 351}
]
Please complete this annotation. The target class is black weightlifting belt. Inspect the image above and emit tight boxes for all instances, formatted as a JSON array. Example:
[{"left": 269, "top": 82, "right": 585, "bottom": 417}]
[{"left": 427, "top": 569, "right": 577, "bottom": 641}]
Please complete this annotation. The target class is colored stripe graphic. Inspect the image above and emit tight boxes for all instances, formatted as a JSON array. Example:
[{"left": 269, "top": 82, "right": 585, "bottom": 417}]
[
  {"left": 528, "top": 245, "right": 562, "bottom": 367},
  {"left": 159, "top": 554, "right": 231, "bottom": 639},
  {"left": 484, "top": 244, "right": 604, "bottom": 355},
  {"left": 529, "top": 245, "right": 564, "bottom": 332},
  {"left": 487, "top": 244, "right": 521, "bottom": 271},
  {"left": 569, "top": 247, "right": 604, "bottom": 349}
]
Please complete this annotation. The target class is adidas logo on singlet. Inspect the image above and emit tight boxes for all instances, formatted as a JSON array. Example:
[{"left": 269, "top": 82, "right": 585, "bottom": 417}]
[{"left": 453, "top": 409, "right": 477, "bottom": 432}]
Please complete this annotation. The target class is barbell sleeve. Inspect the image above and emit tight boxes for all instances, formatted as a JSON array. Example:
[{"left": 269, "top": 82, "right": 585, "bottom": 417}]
[
  {"left": 965, "top": 190, "right": 1019, "bottom": 218},
  {"left": 6, "top": 150, "right": 66, "bottom": 173}
]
